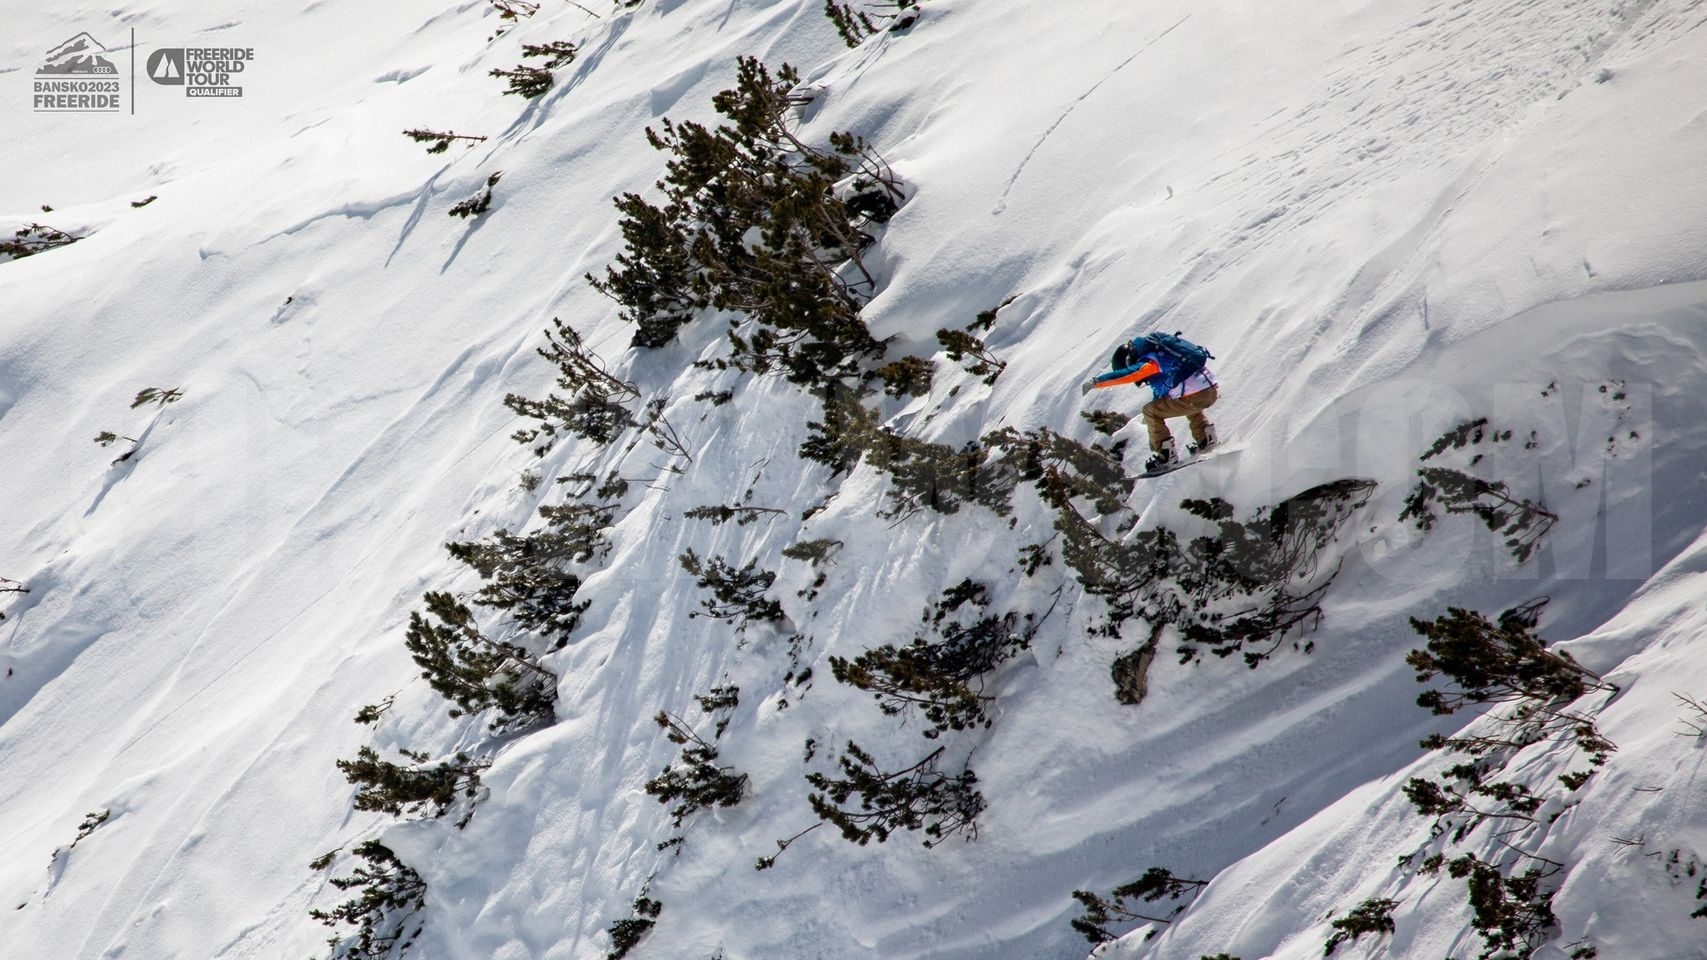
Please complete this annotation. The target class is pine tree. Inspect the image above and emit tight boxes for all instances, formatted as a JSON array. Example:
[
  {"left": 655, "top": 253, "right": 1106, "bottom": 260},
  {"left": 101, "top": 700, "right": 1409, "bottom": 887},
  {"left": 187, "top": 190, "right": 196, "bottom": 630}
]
[
  {"left": 520, "top": 40, "right": 577, "bottom": 69},
  {"left": 504, "top": 318, "right": 639, "bottom": 454},
  {"left": 0, "top": 223, "right": 78, "bottom": 260},
  {"left": 830, "top": 579, "right": 1033, "bottom": 737},
  {"left": 1323, "top": 897, "right": 1398, "bottom": 955},
  {"left": 1051, "top": 479, "right": 1376, "bottom": 667},
  {"left": 1070, "top": 868, "right": 1208, "bottom": 943},
  {"left": 679, "top": 549, "right": 784, "bottom": 627},
  {"left": 644, "top": 705, "right": 747, "bottom": 829},
  {"left": 0, "top": 577, "right": 29, "bottom": 623},
  {"left": 449, "top": 172, "right": 502, "bottom": 218},
  {"left": 781, "top": 537, "right": 840, "bottom": 601},
  {"left": 489, "top": 64, "right": 553, "bottom": 98},
  {"left": 683, "top": 503, "right": 789, "bottom": 526},
  {"left": 936, "top": 327, "right": 1006, "bottom": 385},
  {"left": 310, "top": 841, "right": 427, "bottom": 960},
  {"left": 130, "top": 386, "right": 183, "bottom": 407},
  {"left": 805, "top": 742, "right": 983, "bottom": 847},
  {"left": 873, "top": 355, "right": 934, "bottom": 397},
  {"left": 823, "top": 0, "right": 921, "bottom": 47},
  {"left": 1428, "top": 854, "right": 1559, "bottom": 960},
  {"left": 402, "top": 128, "right": 488, "bottom": 154},
  {"left": 444, "top": 491, "right": 615, "bottom": 649},
  {"left": 589, "top": 57, "right": 903, "bottom": 387},
  {"left": 1399, "top": 418, "right": 1556, "bottom": 562},
  {"left": 402, "top": 591, "right": 558, "bottom": 732},
  {"left": 336, "top": 746, "right": 490, "bottom": 827},
  {"left": 1406, "top": 602, "right": 1609, "bottom": 721},
  {"left": 606, "top": 895, "right": 662, "bottom": 960}
]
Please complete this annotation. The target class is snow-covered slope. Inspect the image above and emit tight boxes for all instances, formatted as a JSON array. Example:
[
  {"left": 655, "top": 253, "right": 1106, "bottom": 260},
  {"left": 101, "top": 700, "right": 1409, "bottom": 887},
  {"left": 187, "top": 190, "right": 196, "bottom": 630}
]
[{"left": 4, "top": 1, "right": 1707, "bottom": 959}]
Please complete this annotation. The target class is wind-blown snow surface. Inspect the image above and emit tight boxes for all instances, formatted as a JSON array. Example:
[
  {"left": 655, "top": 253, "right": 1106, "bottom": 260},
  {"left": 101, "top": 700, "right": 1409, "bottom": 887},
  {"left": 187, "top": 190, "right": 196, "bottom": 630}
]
[{"left": 4, "top": 1, "right": 1707, "bottom": 958}]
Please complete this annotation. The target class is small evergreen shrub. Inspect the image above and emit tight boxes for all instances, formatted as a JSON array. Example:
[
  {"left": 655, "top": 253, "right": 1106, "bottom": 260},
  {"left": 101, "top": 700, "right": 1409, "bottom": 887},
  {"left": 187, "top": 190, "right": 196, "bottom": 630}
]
[
  {"left": 1399, "top": 601, "right": 1615, "bottom": 858},
  {"left": 936, "top": 327, "right": 1006, "bottom": 386},
  {"left": 1400, "top": 418, "right": 1556, "bottom": 563},
  {"left": 829, "top": 579, "right": 1034, "bottom": 737},
  {"left": 1058, "top": 479, "right": 1376, "bottom": 669},
  {"left": 490, "top": 64, "right": 553, "bottom": 98},
  {"left": 684, "top": 503, "right": 788, "bottom": 526},
  {"left": 310, "top": 841, "right": 427, "bottom": 960},
  {"left": 679, "top": 549, "right": 785, "bottom": 628},
  {"left": 336, "top": 746, "right": 490, "bottom": 828},
  {"left": 449, "top": 172, "right": 502, "bottom": 218},
  {"left": 782, "top": 537, "right": 841, "bottom": 601},
  {"left": 864, "top": 426, "right": 1015, "bottom": 521},
  {"left": 824, "top": 0, "right": 921, "bottom": 47},
  {"left": 805, "top": 741, "right": 983, "bottom": 847},
  {"left": 1070, "top": 868, "right": 1208, "bottom": 943},
  {"left": 0, "top": 576, "right": 29, "bottom": 623},
  {"left": 403, "top": 128, "right": 488, "bottom": 154},
  {"left": 637, "top": 396, "right": 694, "bottom": 465},
  {"left": 1081, "top": 408, "right": 1132, "bottom": 437},
  {"left": 354, "top": 694, "right": 396, "bottom": 726},
  {"left": 131, "top": 386, "right": 183, "bottom": 408},
  {"left": 1406, "top": 600, "right": 1615, "bottom": 772},
  {"left": 607, "top": 894, "right": 662, "bottom": 960},
  {"left": 444, "top": 490, "right": 614, "bottom": 648},
  {"left": 590, "top": 56, "right": 903, "bottom": 386},
  {"left": 505, "top": 318, "right": 639, "bottom": 455},
  {"left": 799, "top": 385, "right": 880, "bottom": 476},
  {"left": 70, "top": 809, "right": 110, "bottom": 847},
  {"left": 521, "top": 40, "right": 577, "bottom": 69},
  {"left": 1390, "top": 600, "right": 1611, "bottom": 960},
  {"left": 873, "top": 355, "right": 935, "bottom": 397},
  {"left": 444, "top": 525, "right": 592, "bottom": 646},
  {"left": 645, "top": 694, "right": 747, "bottom": 830},
  {"left": 1406, "top": 601, "right": 1606, "bottom": 717},
  {"left": 0, "top": 223, "right": 78, "bottom": 261},
  {"left": 1427, "top": 854, "right": 1559, "bottom": 960},
  {"left": 403, "top": 590, "right": 559, "bottom": 732},
  {"left": 1323, "top": 897, "right": 1398, "bottom": 955},
  {"left": 988, "top": 426, "right": 1132, "bottom": 517}
]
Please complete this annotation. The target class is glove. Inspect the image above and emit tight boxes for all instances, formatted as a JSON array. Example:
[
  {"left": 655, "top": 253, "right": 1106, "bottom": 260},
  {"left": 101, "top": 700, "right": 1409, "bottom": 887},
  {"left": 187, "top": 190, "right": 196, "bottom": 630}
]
[{"left": 1080, "top": 379, "right": 1096, "bottom": 396}]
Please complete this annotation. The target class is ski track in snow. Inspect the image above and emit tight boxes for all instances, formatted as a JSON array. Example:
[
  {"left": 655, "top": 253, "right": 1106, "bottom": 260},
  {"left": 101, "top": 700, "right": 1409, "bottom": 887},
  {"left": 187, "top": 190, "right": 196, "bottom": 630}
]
[
  {"left": 993, "top": 13, "right": 1194, "bottom": 215},
  {"left": 1161, "top": 0, "right": 1687, "bottom": 295}
]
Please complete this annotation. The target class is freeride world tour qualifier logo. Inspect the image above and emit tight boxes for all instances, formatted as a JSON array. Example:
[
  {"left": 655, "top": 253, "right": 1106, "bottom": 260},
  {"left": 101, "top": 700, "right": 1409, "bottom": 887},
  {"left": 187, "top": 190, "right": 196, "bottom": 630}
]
[
  {"left": 34, "top": 32, "right": 123, "bottom": 112},
  {"left": 147, "top": 46, "right": 254, "bottom": 97}
]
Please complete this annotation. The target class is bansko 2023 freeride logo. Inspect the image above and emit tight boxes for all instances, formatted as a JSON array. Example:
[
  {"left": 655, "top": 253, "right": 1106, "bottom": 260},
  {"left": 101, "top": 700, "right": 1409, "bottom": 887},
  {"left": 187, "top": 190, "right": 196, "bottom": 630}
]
[
  {"left": 147, "top": 46, "right": 253, "bottom": 97},
  {"left": 34, "top": 32, "right": 123, "bottom": 111}
]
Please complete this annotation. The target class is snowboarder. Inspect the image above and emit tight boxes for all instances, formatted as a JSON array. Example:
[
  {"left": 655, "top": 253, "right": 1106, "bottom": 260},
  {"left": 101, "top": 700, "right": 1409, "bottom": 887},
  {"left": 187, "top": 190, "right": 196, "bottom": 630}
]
[{"left": 1081, "top": 331, "right": 1219, "bottom": 473}]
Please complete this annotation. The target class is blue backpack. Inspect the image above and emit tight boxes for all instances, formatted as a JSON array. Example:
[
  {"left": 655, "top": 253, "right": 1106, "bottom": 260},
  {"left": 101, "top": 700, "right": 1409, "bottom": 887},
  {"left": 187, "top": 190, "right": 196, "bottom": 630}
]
[{"left": 1129, "top": 331, "right": 1212, "bottom": 391}]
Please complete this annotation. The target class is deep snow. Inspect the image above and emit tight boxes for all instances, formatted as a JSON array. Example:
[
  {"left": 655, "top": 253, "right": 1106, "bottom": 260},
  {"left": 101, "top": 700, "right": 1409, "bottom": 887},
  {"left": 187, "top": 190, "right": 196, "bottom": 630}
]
[{"left": 5, "top": 1, "right": 1707, "bottom": 959}]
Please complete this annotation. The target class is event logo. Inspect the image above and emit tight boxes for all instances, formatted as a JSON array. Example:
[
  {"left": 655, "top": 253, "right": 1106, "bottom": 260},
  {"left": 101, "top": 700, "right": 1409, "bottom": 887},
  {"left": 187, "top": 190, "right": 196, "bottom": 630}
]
[
  {"left": 33, "top": 32, "right": 123, "bottom": 111},
  {"left": 148, "top": 46, "right": 254, "bottom": 97}
]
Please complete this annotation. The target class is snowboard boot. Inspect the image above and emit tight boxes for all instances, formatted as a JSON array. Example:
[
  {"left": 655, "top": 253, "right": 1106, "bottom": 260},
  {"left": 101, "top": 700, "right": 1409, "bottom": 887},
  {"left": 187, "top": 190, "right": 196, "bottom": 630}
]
[
  {"left": 1188, "top": 423, "right": 1219, "bottom": 456},
  {"left": 1145, "top": 438, "right": 1178, "bottom": 473}
]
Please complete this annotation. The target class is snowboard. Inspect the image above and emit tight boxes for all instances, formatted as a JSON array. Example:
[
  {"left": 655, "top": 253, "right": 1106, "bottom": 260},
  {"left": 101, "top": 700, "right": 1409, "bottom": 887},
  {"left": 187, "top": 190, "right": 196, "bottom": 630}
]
[{"left": 1138, "top": 441, "right": 1243, "bottom": 478}]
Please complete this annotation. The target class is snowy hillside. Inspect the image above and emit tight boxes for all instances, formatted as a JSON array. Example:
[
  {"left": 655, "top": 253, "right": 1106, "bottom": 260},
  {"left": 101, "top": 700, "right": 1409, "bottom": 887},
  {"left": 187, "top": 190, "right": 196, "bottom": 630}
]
[{"left": 4, "top": 2, "right": 1707, "bottom": 959}]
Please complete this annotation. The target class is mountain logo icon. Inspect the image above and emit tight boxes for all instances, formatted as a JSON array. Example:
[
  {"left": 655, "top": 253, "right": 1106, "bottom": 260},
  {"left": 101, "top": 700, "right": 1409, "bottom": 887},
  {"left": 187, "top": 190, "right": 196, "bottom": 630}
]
[
  {"left": 147, "top": 49, "right": 186, "bottom": 85},
  {"left": 37, "top": 32, "right": 118, "bottom": 75}
]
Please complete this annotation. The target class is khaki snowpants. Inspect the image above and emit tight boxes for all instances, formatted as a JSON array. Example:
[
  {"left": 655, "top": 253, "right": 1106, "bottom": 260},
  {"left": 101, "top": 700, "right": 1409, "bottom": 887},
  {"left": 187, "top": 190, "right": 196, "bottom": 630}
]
[{"left": 1142, "top": 385, "right": 1218, "bottom": 451}]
